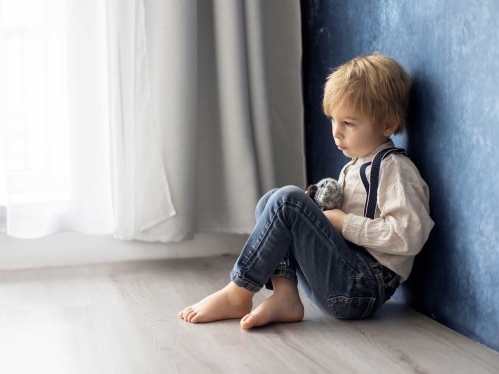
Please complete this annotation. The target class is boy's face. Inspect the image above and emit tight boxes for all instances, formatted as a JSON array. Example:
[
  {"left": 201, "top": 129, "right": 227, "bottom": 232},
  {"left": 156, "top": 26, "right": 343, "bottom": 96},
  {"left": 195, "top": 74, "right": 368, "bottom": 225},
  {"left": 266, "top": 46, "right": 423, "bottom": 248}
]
[{"left": 330, "top": 101, "right": 392, "bottom": 159}]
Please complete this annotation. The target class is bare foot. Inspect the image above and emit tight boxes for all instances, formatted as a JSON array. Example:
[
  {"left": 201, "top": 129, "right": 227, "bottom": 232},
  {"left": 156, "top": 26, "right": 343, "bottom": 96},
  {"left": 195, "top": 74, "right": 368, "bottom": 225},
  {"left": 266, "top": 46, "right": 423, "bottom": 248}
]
[
  {"left": 240, "top": 277, "right": 304, "bottom": 329},
  {"left": 178, "top": 282, "right": 254, "bottom": 324}
]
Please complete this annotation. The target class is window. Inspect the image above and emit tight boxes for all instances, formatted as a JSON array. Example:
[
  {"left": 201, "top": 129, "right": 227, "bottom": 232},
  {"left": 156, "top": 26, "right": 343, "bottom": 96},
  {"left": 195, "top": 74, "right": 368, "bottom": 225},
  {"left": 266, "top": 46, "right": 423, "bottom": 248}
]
[{"left": 0, "top": 0, "right": 71, "bottom": 206}]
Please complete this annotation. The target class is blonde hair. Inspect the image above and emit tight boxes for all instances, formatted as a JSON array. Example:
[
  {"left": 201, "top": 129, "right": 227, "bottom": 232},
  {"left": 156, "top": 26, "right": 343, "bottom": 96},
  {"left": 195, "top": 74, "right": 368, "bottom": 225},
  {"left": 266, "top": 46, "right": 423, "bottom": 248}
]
[{"left": 323, "top": 52, "right": 412, "bottom": 135}]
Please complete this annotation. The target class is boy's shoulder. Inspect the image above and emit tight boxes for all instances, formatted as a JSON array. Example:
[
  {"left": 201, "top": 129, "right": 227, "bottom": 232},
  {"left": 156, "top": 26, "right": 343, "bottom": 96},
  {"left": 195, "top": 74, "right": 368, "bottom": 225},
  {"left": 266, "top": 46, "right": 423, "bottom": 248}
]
[
  {"left": 380, "top": 152, "right": 428, "bottom": 191},
  {"left": 383, "top": 151, "right": 420, "bottom": 173}
]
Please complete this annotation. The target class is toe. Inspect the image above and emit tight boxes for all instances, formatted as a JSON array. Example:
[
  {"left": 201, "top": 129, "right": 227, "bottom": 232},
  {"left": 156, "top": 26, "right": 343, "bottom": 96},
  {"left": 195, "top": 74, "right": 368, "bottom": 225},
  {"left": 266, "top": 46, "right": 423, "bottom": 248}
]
[
  {"left": 241, "top": 313, "right": 257, "bottom": 329},
  {"left": 182, "top": 307, "right": 192, "bottom": 319},
  {"left": 190, "top": 314, "right": 200, "bottom": 323},
  {"left": 179, "top": 310, "right": 184, "bottom": 319},
  {"left": 185, "top": 309, "right": 195, "bottom": 322}
]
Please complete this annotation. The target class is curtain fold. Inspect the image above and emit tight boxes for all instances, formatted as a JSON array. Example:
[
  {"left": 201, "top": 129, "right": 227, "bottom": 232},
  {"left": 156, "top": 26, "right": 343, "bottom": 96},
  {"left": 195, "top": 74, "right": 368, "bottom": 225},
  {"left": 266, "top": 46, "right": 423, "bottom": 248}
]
[
  {"left": 106, "top": 0, "right": 176, "bottom": 240},
  {"left": 195, "top": 0, "right": 305, "bottom": 236},
  {"left": 0, "top": 0, "right": 305, "bottom": 243}
]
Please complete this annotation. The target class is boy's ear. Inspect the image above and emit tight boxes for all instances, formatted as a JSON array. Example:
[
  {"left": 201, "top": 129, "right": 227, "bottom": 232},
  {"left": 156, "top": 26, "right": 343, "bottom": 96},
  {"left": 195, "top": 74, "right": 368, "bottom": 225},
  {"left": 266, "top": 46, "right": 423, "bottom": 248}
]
[{"left": 382, "top": 115, "right": 399, "bottom": 137}]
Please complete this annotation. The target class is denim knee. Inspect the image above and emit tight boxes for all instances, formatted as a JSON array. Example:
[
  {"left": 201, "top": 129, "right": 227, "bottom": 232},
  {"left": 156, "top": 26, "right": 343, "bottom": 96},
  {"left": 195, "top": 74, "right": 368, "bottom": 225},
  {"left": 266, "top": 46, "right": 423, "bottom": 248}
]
[
  {"left": 257, "top": 185, "right": 309, "bottom": 222},
  {"left": 255, "top": 187, "right": 280, "bottom": 221},
  {"left": 271, "top": 185, "right": 306, "bottom": 204}
]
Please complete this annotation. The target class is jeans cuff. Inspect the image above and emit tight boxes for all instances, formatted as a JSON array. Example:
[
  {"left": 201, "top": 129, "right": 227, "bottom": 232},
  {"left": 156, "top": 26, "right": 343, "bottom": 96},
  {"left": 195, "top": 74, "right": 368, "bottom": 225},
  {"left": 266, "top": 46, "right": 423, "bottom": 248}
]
[
  {"left": 265, "top": 266, "right": 298, "bottom": 291},
  {"left": 230, "top": 269, "right": 262, "bottom": 293}
]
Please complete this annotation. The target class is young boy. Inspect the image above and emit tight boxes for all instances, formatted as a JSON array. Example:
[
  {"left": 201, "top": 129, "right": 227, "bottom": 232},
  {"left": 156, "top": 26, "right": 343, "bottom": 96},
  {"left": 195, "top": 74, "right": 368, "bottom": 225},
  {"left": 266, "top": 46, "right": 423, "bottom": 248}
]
[{"left": 179, "top": 52, "right": 434, "bottom": 328}]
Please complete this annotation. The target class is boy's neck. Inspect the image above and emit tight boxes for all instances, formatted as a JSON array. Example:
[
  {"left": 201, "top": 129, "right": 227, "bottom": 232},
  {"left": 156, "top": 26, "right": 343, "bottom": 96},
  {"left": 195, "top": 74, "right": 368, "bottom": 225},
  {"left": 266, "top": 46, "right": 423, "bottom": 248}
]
[{"left": 357, "top": 138, "right": 393, "bottom": 160}]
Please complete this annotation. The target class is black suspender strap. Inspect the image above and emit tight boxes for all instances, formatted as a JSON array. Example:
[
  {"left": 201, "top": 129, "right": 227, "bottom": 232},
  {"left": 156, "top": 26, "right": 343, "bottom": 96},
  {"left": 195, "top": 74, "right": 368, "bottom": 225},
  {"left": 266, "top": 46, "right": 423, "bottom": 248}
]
[
  {"left": 360, "top": 147, "right": 408, "bottom": 219},
  {"left": 360, "top": 163, "right": 371, "bottom": 197}
]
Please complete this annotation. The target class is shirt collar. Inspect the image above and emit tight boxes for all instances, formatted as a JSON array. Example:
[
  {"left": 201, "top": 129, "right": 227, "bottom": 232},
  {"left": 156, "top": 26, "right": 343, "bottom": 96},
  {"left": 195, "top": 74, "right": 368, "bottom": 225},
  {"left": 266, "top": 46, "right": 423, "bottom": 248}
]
[{"left": 352, "top": 138, "right": 395, "bottom": 164}]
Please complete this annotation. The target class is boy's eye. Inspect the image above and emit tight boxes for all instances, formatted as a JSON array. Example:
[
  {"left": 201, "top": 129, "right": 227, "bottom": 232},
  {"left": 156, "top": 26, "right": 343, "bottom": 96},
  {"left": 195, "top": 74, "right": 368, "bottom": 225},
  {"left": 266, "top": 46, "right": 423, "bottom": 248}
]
[{"left": 344, "top": 121, "right": 354, "bottom": 127}]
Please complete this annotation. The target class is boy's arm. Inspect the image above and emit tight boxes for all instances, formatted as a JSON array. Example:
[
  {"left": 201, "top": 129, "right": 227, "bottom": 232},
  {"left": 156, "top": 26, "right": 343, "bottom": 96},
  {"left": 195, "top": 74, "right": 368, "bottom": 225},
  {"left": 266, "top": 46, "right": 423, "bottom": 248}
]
[
  {"left": 341, "top": 162, "right": 435, "bottom": 256},
  {"left": 324, "top": 209, "right": 348, "bottom": 233}
]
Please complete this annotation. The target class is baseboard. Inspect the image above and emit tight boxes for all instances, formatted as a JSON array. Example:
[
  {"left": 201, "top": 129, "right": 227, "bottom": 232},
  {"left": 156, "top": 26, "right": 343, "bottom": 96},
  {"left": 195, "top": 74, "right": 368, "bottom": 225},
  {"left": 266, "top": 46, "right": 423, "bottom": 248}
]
[{"left": 0, "top": 231, "right": 247, "bottom": 270}]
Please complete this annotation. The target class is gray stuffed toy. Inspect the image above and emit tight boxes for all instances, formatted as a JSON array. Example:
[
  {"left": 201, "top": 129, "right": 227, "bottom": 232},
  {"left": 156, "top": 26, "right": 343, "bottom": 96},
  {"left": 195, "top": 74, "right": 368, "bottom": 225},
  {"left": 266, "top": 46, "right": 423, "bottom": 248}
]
[{"left": 305, "top": 177, "right": 343, "bottom": 211}]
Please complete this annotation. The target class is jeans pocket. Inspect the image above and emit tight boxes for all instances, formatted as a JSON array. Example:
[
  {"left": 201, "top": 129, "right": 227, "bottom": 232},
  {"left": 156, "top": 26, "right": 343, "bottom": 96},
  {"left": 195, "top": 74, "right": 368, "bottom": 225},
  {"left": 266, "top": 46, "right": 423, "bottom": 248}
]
[{"left": 326, "top": 295, "right": 377, "bottom": 320}]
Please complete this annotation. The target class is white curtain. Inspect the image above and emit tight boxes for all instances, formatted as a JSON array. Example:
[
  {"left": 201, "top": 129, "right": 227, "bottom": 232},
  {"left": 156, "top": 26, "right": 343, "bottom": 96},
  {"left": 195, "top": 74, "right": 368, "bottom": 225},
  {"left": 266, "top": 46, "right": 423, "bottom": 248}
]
[{"left": 0, "top": 0, "right": 305, "bottom": 243}]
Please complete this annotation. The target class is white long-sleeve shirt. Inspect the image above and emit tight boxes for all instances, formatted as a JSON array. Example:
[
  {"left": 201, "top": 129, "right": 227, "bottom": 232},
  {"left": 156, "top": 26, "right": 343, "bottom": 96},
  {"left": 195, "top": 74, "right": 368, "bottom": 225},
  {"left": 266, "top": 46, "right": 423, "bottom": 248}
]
[{"left": 338, "top": 138, "right": 435, "bottom": 283}]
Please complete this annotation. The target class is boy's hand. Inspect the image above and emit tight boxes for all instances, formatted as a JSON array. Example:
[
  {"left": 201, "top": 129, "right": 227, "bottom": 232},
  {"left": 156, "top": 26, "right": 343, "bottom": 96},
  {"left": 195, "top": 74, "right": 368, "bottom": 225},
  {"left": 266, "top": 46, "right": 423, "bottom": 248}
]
[{"left": 323, "top": 209, "right": 348, "bottom": 233}]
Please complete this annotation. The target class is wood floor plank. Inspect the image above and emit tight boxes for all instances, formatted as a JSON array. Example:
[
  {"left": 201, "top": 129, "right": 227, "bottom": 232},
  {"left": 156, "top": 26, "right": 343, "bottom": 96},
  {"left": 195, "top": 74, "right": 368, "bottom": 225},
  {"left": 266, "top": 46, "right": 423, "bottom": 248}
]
[{"left": 0, "top": 255, "right": 498, "bottom": 374}]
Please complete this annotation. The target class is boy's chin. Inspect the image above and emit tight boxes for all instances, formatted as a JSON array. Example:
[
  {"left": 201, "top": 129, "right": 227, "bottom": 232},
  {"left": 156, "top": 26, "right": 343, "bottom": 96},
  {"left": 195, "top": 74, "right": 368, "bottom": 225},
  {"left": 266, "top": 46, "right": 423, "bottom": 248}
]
[
  {"left": 341, "top": 149, "right": 357, "bottom": 159},
  {"left": 340, "top": 149, "right": 351, "bottom": 156}
]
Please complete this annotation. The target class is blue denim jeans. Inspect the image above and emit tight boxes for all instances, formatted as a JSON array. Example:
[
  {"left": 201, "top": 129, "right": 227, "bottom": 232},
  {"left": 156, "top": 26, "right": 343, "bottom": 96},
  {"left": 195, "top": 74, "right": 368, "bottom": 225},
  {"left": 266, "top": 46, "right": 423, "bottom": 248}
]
[{"left": 230, "top": 185, "right": 401, "bottom": 319}]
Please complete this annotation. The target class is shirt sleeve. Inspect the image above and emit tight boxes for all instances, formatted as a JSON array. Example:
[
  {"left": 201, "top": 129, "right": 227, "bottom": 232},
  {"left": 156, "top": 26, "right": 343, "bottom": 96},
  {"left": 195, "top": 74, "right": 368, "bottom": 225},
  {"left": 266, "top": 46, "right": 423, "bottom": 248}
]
[{"left": 341, "top": 157, "right": 435, "bottom": 256}]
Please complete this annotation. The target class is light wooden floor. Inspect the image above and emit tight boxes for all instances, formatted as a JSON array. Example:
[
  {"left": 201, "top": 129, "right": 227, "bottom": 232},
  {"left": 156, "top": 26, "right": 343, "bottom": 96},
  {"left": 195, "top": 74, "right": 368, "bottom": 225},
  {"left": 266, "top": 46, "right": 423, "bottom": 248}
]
[{"left": 0, "top": 255, "right": 498, "bottom": 374}]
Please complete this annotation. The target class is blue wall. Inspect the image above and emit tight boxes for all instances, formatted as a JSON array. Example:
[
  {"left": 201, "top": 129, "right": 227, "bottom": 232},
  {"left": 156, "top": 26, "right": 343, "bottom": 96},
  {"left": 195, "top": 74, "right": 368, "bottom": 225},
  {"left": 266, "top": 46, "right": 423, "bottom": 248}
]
[{"left": 301, "top": 0, "right": 499, "bottom": 352}]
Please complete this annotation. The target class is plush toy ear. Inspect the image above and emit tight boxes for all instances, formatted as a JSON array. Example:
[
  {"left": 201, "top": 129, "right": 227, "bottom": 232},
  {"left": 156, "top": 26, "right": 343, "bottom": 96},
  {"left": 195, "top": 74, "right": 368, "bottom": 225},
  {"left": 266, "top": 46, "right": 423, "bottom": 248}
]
[{"left": 305, "top": 184, "right": 318, "bottom": 199}]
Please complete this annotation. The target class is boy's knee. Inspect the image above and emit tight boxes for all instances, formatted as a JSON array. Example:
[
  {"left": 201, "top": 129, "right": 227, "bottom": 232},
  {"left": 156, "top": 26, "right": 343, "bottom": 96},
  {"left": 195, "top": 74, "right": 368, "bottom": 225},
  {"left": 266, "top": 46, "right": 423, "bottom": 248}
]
[
  {"left": 257, "top": 188, "right": 280, "bottom": 206},
  {"left": 257, "top": 185, "right": 308, "bottom": 212},
  {"left": 255, "top": 188, "right": 281, "bottom": 218},
  {"left": 277, "top": 185, "right": 307, "bottom": 201}
]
